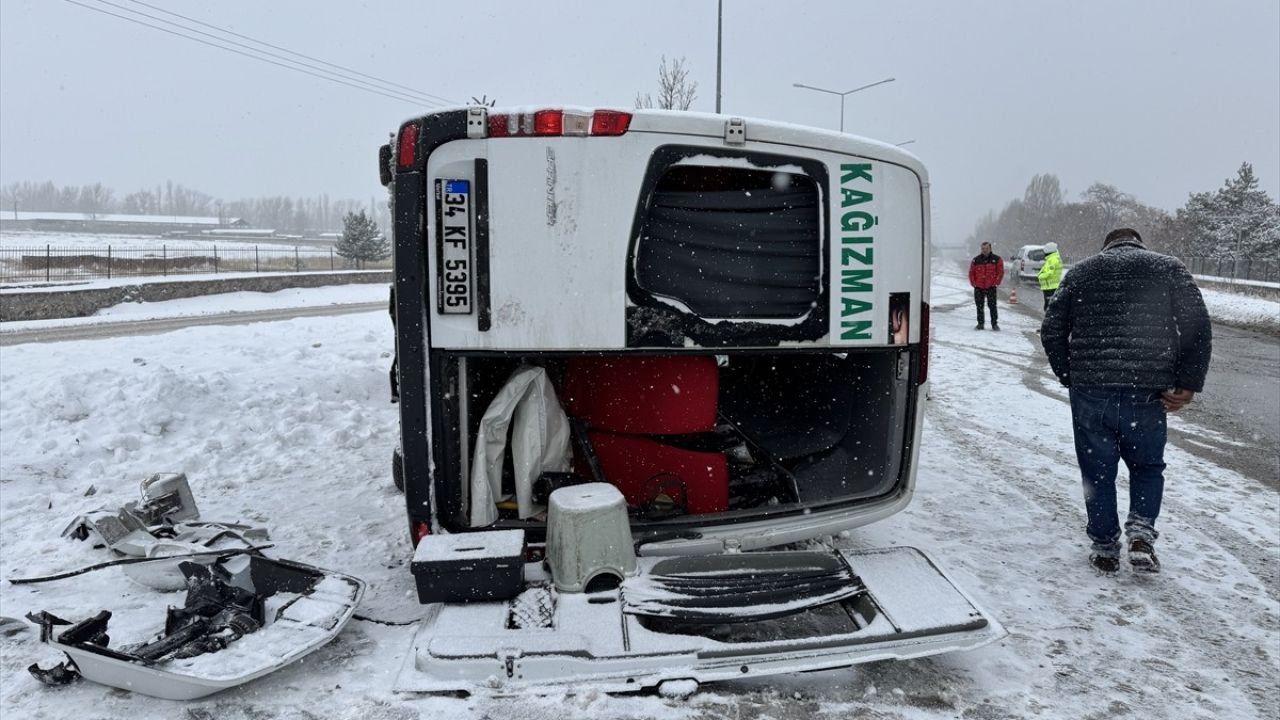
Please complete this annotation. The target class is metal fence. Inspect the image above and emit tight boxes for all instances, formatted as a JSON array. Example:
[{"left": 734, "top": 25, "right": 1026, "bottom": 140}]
[
  {"left": 0, "top": 245, "right": 392, "bottom": 284},
  {"left": 1179, "top": 256, "right": 1279, "bottom": 284}
]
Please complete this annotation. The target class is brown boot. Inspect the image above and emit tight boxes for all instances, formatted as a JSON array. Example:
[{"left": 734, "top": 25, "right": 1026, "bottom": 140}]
[
  {"left": 1128, "top": 539, "right": 1160, "bottom": 573},
  {"left": 1090, "top": 554, "right": 1119, "bottom": 574}
]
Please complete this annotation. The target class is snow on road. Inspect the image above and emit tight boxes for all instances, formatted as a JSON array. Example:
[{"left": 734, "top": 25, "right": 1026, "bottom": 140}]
[{"left": 0, "top": 269, "right": 1275, "bottom": 719}]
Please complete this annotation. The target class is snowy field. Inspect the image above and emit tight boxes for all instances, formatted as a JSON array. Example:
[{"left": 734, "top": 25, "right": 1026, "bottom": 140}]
[{"left": 0, "top": 270, "right": 1276, "bottom": 719}]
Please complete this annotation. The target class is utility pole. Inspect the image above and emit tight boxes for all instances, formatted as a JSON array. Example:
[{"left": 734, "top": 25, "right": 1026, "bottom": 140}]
[{"left": 715, "top": 0, "right": 723, "bottom": 113}]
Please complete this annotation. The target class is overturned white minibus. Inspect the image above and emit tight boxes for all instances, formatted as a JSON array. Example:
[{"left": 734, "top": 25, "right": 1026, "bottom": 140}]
[{"left": 379, "top": 107, "right": 1002, "bottom": 694}]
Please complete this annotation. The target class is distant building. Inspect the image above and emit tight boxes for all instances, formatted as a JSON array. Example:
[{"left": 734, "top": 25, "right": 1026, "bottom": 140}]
[
  {"left": 0, "top": 210, "right": 250, "bottom": 235},
  {"left": 199, "top": 228, "right": 277, "bottom": 237}
]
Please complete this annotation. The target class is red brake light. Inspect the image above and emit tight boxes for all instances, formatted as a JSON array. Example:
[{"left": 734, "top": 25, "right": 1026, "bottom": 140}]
[
  {"left": 533, "top": 110, "right": 563, "bottom": 136},
  {"left": 487, "top": 113, "right": 511, "bottom": 138},
  {"left": 397, "top": 122, "right": 419, "bottom": 169},
  {"left": 411, "top": 520, "right": 431, "bottom": 546},
  {"left": 484, "top": 109, "right": 630, "bottom": 138},
  {"left": 919, "top": 301, "right": 930, "bottom": 384},
  {"left": 590, "top": 110, "right": 631, "bottom": 136}
]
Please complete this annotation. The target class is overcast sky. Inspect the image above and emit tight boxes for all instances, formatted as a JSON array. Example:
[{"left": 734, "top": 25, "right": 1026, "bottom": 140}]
[{"left": 2, "top": 0, "right": 1277, "bottom": 243}]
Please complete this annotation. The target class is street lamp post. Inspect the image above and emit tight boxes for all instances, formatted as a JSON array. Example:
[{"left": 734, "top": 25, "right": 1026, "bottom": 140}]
[
  {"left": 792, "top": 77, "right": 895, "bottom": 132},
  {"left": 715, "top": 0, "right": 723, "bottom": 113}
]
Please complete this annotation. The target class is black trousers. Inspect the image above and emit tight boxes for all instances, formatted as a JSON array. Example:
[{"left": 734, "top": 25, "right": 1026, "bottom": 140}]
[
  {"left": 1042, "top": 287, "right": 1056, "bottom": 311},
  {"left": 974, "top": 287, "right": 998, "bottom": 325}
]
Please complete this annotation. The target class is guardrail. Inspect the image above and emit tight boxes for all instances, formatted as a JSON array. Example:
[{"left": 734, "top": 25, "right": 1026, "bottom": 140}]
[
  {"left": 1179, "top": 256, "right": 1279, "bottom": 284},
  {"left": 0, "top": 245, "right": 392, "bottom": 284}
]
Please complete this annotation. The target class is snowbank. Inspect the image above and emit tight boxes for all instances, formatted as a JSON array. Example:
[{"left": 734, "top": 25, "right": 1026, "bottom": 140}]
[{"left": 1199, "top": 286, "right": 1280, "bottom": 332}]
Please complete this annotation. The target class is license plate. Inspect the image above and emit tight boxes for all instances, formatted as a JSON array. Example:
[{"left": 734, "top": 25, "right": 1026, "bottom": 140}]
[{"left": 435, "top": 178, "right": 473, "bottom": 314}]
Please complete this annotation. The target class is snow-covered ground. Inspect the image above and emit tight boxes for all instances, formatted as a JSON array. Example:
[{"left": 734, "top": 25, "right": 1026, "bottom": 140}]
[
  {"left": 0, "top": 283, "right": 389, "bottom": 333},
  {"left": 1, "top": 270, "right": 1276, "bottom": 719}
]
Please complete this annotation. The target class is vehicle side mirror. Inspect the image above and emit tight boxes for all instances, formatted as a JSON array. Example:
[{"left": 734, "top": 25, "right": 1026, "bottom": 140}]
[{"left": 378, "top": 144, "right": 393, "bottom": 187}]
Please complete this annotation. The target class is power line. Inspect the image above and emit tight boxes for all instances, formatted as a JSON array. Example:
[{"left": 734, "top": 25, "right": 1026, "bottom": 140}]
[
  {"left": 123, "top": 0, "right": 457, "bottom": 106},
  {"left": 62, "top": 0, "right": 450, "bottom": 108},
  {"left": 64, "top": 0, "right": 428, "bottom": 106},
  {"left": 75, "top": 0, "right": 446, "bottom": 107}
]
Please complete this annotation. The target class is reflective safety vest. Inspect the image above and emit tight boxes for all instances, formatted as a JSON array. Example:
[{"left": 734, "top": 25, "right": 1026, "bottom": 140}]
[{"left": 1039, "top": 251, "right": 1063, "bottom": 290}]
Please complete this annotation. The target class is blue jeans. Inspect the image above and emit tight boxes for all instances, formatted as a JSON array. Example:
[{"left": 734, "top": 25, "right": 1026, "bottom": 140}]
[{"left": 1068, "top": 386, "right": 1168, "bottom": 558}]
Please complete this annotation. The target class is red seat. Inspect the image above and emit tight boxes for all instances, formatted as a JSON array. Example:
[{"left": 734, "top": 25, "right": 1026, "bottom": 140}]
[
  {"left": 563, "top": 356, "right": 719, "bottom": 435},
  {"left": 564, "top": 355, "right": 727, "bottom": 515},
  {"left": 584, "top": 432, "right": 729, "bottom": 515}
]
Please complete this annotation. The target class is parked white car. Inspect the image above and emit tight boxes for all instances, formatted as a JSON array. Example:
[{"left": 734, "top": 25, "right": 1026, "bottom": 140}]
[{"left": 1012, "top": 244, "right": 1047, "bottom": 283}]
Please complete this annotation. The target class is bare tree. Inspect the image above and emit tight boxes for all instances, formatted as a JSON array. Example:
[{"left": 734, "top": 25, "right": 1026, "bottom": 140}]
[
  {"left": 635, "top": 55, "right": 698, "bottom": 110},
  {"left": 77, "top": 183, "right": 115, "bottom": 216},
  {"left": 1020, "top": 174, "right": 1065, "bottom": 248},
  {"left": 1023, "top": 174, "right": 1064, "bottom": 217},
  {"left": 121, "top": 189, "right": 159, "bottom": 214}
]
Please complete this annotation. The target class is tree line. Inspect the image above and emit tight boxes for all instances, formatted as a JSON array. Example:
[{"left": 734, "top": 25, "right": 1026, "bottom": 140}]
[
  {"left": 968, "top": 163, "right": 1280, "bottom": 262},
  {"left": 0, "top": 180, "right": 389, "bottom": 235},
  {"left": 3, "top": 54, "right": 698, "bottom": 232}
]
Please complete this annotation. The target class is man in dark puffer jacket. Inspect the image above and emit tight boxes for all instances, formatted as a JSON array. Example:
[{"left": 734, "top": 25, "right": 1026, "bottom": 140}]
[{"left": 1041, "top": 228, "right": 1211, "bottom": 574}]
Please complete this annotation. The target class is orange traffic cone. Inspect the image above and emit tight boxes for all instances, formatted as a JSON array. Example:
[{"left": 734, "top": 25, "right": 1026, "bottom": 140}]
[{"left": 1009, "top": 288, "right": 1019, "bottom": 304}]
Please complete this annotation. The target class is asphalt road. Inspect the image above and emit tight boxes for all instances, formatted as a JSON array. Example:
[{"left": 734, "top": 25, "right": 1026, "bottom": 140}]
[
  {"left": 1011, "top": 283, "right": 1280, "bottom": 489},
  {"left": 0, "top": 302, "right": 386, "bottom": 346}
]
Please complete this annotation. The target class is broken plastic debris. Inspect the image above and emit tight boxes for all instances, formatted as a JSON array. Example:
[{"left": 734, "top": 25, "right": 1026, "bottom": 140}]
[
  {"left": 60, "top": 474, "right": 270, "bottom": 589},
  {"left": 32, "top": 555, "right": 364, "bottom": 700},
  {"left": 63, "top": 473, "right": 200, "bottom": 550}
]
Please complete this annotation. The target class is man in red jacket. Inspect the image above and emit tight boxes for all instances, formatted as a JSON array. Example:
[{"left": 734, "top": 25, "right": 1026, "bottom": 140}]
[{"left": 969, "top": 241, "right": 1005, "bottom": 330}]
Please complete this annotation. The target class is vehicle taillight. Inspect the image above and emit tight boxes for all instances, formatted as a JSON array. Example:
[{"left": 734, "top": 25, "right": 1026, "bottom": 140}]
[
  {"left": 919, "top": 301, "right": 930, "bottom": 385},
  {"left": 485, "top": 109, "right": 631, "bottom": 138},
  {"left": 411, "top": 520, "right": 431, "bottom": 546},
  {"left": 397, "top": 121, "right": 419, "bottom": 169},
  {"left": 533, "top": 109, "right": 563, "bottom": 136},
  {"left": 487, "top": 113, "right": 518, "bottom": 137},
  {"left": 590, "top": 110, "right": 631, "bottom": 136}
]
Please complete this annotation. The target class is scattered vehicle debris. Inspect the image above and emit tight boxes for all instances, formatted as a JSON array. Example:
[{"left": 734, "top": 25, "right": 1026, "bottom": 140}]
[
  {"left": 28, "top": 554, "right": 364, "bottom": 700},
  {"left": 60, "top": 473, "right": 269, "bottom": 590},
  {"left": 14, "top": 473, "right": 364, "bottom": 700},
  {"left": 63, "top": 473, "right": 201, "bottom": 551}
]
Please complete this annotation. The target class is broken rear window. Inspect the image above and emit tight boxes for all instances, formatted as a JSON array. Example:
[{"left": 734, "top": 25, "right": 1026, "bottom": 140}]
[{"left": 632, "top": 162, "right": 821, "bottom": 320}]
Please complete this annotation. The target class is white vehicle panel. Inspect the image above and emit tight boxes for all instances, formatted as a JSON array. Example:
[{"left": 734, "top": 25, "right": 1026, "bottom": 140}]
[
  {"left": 426, "top": 136, "right": 649, "bottom": 350},
  {"left": 826, "top": 159, "right": 924, "bottom": 345},
  {"left": 425, "top": 128, "right": 927, "bottom": 351},
  {"left": 395, "top": 546, "right": 1003, "bottom": 694}
]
